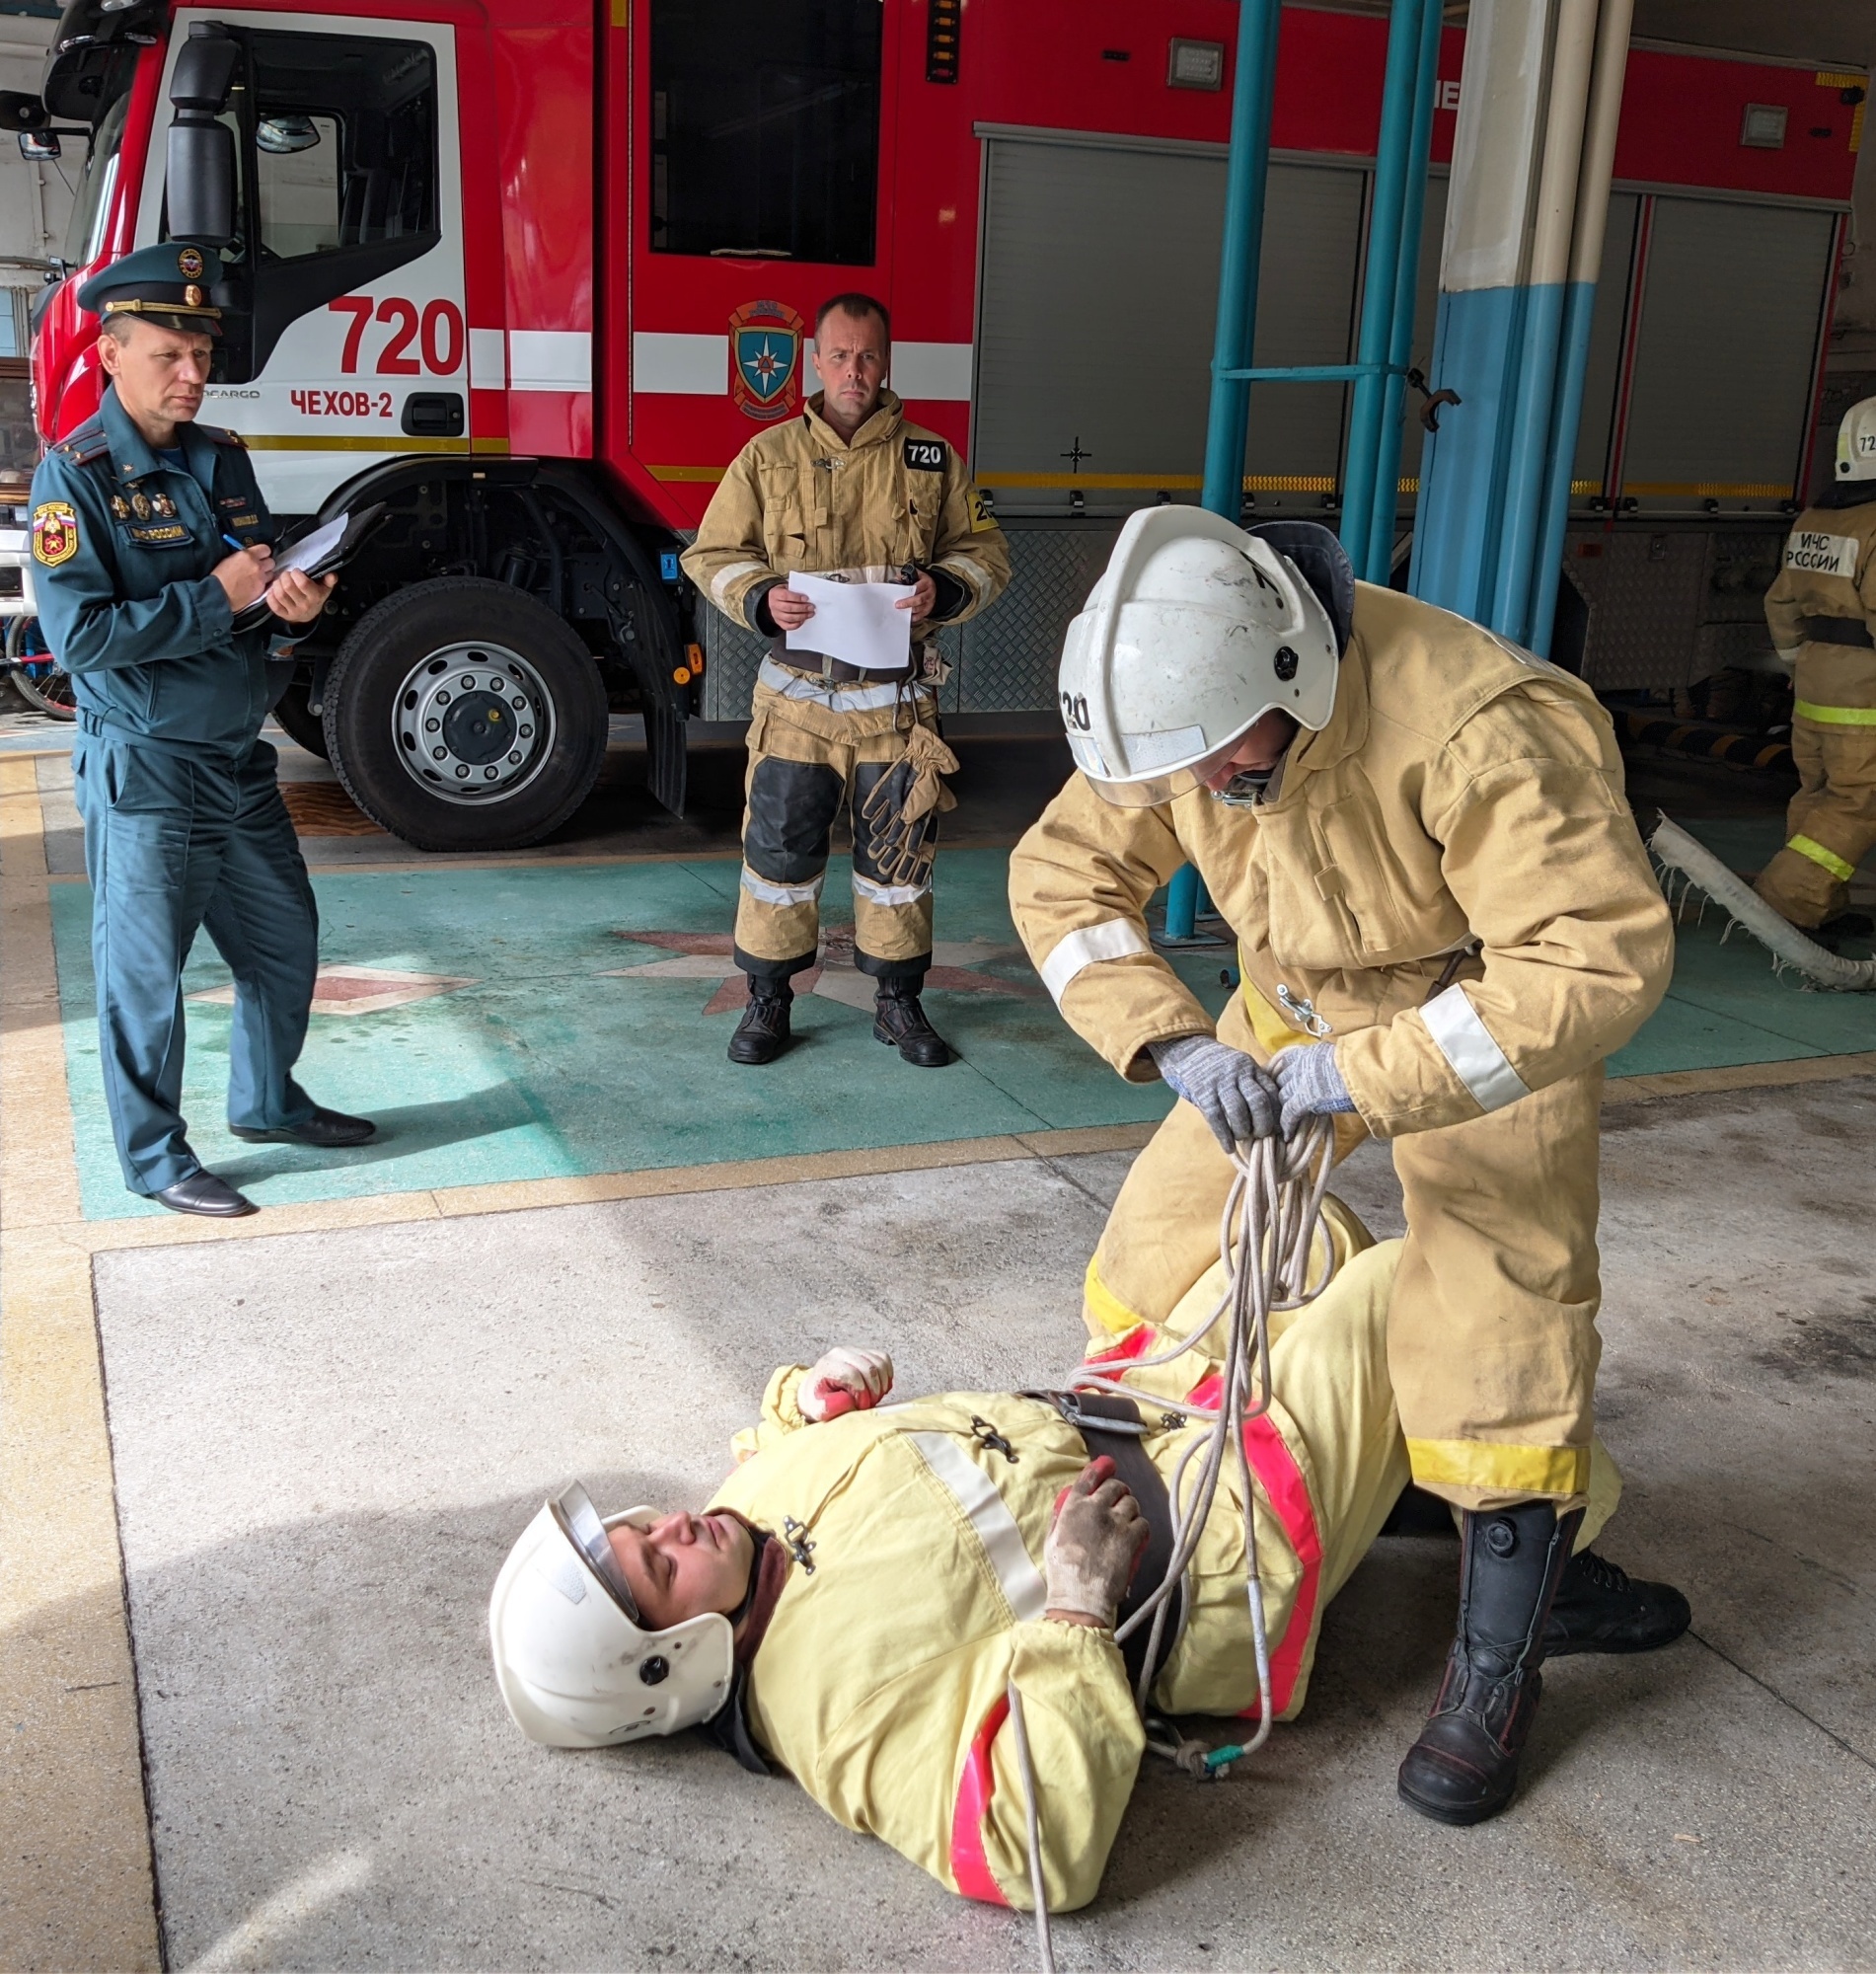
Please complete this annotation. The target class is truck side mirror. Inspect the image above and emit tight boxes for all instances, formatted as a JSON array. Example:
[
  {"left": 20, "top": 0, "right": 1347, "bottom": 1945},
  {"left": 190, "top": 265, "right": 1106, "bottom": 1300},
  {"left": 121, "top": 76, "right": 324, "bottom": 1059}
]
[
  {"left": 167, "top": 23, "right": 239, "bottom": 248},
  {"left": 18, "top": 131, "right": 60, "bottom": 162}
]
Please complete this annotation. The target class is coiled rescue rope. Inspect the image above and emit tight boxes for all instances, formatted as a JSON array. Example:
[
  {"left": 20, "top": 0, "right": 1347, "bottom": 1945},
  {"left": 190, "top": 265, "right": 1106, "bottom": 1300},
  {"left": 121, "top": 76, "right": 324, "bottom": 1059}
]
[{"left": 1011, "top": 1114, "right": 1338, "bottom": 1970}]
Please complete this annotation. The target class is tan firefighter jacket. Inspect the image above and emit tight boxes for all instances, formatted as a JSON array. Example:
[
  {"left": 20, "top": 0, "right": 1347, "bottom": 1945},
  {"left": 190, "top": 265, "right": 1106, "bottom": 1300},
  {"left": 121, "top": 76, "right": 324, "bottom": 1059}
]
[
  {"left": 680, "top": 390, "right": 1011, "bottom": 658},
  {"left": 1009, "top": 583, "right": 1675, "bottom": 1138},
  {"left": 712, "top": 1227, "right": 1395, "bottom": 1916},
  {"left": 1763, "top": 498, "right": 1876, "bottom": 718}
]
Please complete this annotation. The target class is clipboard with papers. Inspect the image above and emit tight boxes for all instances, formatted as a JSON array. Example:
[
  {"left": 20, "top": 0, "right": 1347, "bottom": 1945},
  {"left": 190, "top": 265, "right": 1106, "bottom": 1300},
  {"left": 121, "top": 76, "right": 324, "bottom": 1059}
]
[{"left": 231, "top": 501, "right": 389, "bottom": 632}]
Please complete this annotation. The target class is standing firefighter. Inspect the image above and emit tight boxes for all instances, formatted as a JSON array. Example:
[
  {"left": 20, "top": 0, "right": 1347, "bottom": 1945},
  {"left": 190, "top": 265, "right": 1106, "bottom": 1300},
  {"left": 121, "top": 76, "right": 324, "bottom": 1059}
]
[
  {"left": 1754, "top": 395, "right": 1876, "bottom": 946},
  {"left": 682, "top": 294, "right": 1010, "bottom": 1067},
  {"left": 1009, "top": 508, "right": 1676, "bottom": 1826},
  {"left": 30, "top": 245, "right": 372, "bottom": 1219}
]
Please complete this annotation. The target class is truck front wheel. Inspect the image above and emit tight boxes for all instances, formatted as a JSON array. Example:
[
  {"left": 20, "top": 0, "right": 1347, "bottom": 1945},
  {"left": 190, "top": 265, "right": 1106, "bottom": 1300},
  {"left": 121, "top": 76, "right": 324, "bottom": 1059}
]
[{"left": 323, "top": 577, "right": 609, "bottom": 852}]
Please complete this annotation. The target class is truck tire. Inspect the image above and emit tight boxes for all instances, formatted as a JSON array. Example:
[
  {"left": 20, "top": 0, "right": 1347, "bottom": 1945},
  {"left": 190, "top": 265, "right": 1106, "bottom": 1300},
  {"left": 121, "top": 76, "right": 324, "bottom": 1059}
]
[
  {"left": 323, "top": 577, "right": 609, "bottom": 852},
  {"left": 271, "top": 678, "right": 331, "bottom": 759}
]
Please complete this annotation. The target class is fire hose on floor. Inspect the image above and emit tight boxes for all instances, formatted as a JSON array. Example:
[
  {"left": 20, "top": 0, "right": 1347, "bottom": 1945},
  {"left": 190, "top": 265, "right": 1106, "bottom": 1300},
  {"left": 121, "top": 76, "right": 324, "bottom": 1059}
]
[
  {"left": 1007, "top": 1115, "right": 1339, "bottom": 1970},
  {"left": 1649, "top": 815, "right": 1876, "bottom": 992}
]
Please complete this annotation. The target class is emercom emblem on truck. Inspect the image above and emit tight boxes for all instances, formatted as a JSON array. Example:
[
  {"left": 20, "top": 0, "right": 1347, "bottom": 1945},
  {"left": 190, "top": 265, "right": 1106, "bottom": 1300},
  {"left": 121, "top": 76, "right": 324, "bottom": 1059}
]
[{"left": 730, "top": 299, "right": 805, "bottom": 421}]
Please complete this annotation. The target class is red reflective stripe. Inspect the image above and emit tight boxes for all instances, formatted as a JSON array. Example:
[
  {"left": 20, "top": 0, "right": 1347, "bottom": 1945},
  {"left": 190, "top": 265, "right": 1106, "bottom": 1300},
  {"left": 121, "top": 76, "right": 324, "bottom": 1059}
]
[
  {"left": 1238, "top": 1414, "right": 1322, "bottom": 1719},
  {"left": 949, "top": 1693, "right": 1012, "bottom": 1905},
  {"left": 1186, "top": 1371, "right": 1223, "bottom": 1410},
  {"left": 1084, "top": 1323, "right": 1154, "bottom": 1368}
]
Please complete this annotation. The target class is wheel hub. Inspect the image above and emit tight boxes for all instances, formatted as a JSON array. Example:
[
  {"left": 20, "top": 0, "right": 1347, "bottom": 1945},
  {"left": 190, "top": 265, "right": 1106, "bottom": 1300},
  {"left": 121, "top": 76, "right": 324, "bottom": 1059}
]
[{"left": 392, "top": 644, "right": 557, "bottom": 804}]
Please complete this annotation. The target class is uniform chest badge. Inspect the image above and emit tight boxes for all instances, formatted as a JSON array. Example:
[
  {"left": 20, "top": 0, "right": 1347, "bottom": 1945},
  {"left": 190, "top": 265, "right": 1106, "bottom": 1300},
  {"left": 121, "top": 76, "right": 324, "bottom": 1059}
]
[
  {"left": 130, "top": 491, "right": 152, "bottom": 520},
  {"left": 729, "top": 298, "right": 804, "bottom": 423},
  {"left": 31, "top": 500, "right": 79, "bottom": 568},
  {"left": 110, "top": 494, "right": 130, "bottom": 520},
  {"left": 151, "top": 493, "right": 178, "bottom": 518}
]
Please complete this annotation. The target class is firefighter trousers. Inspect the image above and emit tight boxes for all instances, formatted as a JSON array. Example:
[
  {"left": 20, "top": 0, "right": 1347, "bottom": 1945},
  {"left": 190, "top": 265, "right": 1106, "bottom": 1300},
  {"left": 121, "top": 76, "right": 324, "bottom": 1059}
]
[
  {"left": 1754, "top": 654, "right": 1876, "bottom": 928},
  {"left": 734, "top": 677, "right": 942, "bottom": 986},
  {"left": 1083, "top": 983, "right": 1603, "bottom": 1514}
]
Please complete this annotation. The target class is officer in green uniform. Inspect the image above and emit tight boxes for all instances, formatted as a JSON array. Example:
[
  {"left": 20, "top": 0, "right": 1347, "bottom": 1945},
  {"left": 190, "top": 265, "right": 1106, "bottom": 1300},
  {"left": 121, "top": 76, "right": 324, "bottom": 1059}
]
[{"left": 31, "top": 243, "right": 374, "bottom": 1218}]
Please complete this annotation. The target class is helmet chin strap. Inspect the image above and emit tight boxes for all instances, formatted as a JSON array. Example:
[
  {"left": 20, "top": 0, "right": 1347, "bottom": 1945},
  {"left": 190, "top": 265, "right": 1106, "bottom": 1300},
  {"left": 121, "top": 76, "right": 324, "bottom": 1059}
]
[{"left": 1211, "top": 770, "right": 1274, "bottom": 810}]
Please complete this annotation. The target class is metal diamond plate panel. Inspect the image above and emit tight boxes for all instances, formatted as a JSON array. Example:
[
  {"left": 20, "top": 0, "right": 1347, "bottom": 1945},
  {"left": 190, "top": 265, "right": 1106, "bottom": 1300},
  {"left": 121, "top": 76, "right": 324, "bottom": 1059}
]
[{"left": 1571, "top": 528, "right": 1709, "bottom": 692}]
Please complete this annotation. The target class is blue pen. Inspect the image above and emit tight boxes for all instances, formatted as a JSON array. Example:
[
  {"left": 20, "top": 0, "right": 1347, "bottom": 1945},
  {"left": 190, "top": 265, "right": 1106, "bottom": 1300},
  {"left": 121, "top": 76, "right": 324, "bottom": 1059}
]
[{"left": 223, "top": 532, "right": 250, "bottom": 552}]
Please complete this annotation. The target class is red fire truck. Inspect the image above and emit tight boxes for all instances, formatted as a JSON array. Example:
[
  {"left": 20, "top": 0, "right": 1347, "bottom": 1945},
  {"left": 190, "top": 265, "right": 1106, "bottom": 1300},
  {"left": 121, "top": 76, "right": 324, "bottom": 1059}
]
[{"left": 6, "top": 0, "right": 1864, "bottom": 850}]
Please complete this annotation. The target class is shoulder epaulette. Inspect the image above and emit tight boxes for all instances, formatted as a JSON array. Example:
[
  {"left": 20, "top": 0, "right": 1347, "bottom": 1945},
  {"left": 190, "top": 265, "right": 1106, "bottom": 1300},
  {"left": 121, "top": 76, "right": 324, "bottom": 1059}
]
[
  {"left": 54, "top": 423, "right": 111, "bottom": 464},
  {"left": 197, "top": 423, "right": 249, "bottom": 449}
]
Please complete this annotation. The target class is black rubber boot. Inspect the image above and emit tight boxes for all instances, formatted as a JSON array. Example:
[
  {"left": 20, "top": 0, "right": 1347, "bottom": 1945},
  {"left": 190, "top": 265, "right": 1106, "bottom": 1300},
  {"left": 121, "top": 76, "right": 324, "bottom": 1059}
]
[
  {"left": 1543, "top": 1547, "right": 1691, "bottom": 1657},
  {"left": 1397, "top": 1500, "right": 1583, "bottom": 1827},
  {"left": 872, "top": 985, "right": 954, "bottom": 1067},
  {"left": 728, "top": 981, "right": 793, "bottom": 1065},
  {"left": 1810, "top": 911, "right": 1873, "bottom": 952}
]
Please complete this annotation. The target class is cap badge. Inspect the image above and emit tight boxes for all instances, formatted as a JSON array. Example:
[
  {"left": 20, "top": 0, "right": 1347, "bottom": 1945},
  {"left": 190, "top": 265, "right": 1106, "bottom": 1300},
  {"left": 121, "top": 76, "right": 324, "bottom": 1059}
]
[
  {"left": 177, "top": 247, "right": 205, "bottom": 278},
  {"left": 184, "top": 284, "right": 203, "bottom": 308}
]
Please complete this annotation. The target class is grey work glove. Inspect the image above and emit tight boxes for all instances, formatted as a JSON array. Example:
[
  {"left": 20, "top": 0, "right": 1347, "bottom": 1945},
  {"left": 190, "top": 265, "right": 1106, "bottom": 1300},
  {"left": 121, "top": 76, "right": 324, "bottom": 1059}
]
[
  {"left": 1272, "top": 1040, "right": 1358, "bottom": 1137},
  {"left": 1149, "top": 1034, "right": 1281, "bottom": 1152},
  {"left": 1043, "top": 1457, "right": 1149, "bottom": 1629}
]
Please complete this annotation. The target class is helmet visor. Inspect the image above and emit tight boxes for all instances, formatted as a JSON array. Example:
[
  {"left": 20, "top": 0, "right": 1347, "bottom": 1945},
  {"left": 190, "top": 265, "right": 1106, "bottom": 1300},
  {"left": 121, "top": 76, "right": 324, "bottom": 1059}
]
[
  {"left": 552, "top": 1482, "right": 640, "bottom": 1622},
  {"left": 1078, "top": 732, "right": 1247, "bottom": 809}
]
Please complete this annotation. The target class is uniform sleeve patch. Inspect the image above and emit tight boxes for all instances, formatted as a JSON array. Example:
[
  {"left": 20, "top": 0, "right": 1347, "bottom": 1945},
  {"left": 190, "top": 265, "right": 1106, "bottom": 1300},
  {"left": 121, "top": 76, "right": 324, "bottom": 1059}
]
[
  {"left": 1784, "top": 530, "right": 1860, "bottom": 579},
  {"left": 968, "top": 487, "right": 998, "bottom": 534},
  {"left": 32, "top": 500, "right": 80, "bottom": 569},
  {"left": 903, "top": 437, "right": 947, "bottom": 472}
]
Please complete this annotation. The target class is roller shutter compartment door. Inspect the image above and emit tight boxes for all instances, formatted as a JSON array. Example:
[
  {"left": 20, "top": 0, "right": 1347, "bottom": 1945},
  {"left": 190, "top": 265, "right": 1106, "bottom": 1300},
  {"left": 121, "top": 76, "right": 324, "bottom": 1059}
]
[
  {"left": 972, "top": 135, "right": 1364, "bottom": 515},
  {"left": 1619, "top": 197, "right": 1836, "bottom": 510}
]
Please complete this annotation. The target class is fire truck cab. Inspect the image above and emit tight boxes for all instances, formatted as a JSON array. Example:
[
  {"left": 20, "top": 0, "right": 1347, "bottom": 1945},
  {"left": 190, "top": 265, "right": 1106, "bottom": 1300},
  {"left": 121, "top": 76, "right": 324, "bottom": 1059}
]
[{"left": 8, "top": 0, "right": 1865, "bottom": 851}]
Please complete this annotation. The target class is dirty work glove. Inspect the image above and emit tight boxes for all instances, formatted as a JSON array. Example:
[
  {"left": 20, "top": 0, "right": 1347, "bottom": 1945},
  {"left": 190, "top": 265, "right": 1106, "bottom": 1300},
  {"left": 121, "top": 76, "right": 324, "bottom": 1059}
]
[
  {"left": 859, "top": 726, "right": 960, "bottom": 886},
  {"left": 799, "top": 1346, "right": 895, "bottom": 1421},
  {"left": 1148, "top": 1034, "right": 1280, "bottom": 1152},
  {"left": 1044, "top": 1456, "right": 1149, "bottom": 1629},
  {"left": 1272, "top": 1041, "right": 1357, "bottom": 1138}
]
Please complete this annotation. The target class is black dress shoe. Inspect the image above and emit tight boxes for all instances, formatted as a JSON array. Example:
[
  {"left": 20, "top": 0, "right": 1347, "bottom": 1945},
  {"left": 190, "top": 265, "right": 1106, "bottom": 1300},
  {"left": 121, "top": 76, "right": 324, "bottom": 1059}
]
[
  {"left": 728, "top": 984, "right": 793, "bottom": 1065},
  {"left": 229, "top": 1106, "right": 376, "bottom": 1147},
  {"left": 872, "top": 987, "right": 954, "bottom": 1067},
  {"left": 1543, "top": 1547, "right": 1691, "bottom": 1656},
  {"left": 1398, "top": 1500, "right": 1582, "bottom": 1827},
  {"left": 151, "top": 1172, "right": 258, "bottom": 1218}
]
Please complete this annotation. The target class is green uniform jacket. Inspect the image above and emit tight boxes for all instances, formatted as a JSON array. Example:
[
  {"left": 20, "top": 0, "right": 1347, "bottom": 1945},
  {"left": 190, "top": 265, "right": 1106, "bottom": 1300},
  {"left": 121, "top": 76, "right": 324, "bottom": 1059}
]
[{"left": 31, "top": 385, "right": 303, "bottom": 755}]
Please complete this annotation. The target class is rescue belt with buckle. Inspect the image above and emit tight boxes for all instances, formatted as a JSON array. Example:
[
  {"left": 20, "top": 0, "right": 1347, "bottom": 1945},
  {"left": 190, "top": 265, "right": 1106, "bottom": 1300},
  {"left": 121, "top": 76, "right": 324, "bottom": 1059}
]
[{"left": 1023, "top": 1390, "right": 1187, "bottom": 1697}]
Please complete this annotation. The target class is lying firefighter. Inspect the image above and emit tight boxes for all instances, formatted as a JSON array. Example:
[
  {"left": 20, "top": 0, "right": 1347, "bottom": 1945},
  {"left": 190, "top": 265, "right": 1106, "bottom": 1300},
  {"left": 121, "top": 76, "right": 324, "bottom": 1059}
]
[{"left": 488, "top": 1209, "right": 1688, "bottom": 1916}]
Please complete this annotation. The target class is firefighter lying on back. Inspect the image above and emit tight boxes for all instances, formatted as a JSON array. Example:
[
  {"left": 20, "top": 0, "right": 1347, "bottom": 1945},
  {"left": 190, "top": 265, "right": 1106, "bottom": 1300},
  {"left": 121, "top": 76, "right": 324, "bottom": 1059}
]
[
  {"left": 681, "top": 291, "right": 1011, "bottom": 1069},
  {"left": 489, "top": 1207, "right": 1688, "bottom": 1914}
]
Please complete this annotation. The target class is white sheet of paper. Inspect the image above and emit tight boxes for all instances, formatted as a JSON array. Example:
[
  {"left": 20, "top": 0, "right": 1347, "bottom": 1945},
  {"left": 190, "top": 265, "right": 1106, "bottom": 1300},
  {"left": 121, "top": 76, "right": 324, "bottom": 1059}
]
[
  {"left": 784, "top": 572, "right": 915, "bottom": 672},
  {"left": 273, "top": 512, "right": 349, "bottom": 578}
]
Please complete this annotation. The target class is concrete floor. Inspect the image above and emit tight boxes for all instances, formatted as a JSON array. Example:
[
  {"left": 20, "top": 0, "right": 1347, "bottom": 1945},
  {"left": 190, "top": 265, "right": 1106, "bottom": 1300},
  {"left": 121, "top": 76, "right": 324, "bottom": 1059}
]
[{"left": 88, "top": 1083, "right": 1876, "bottom": 1972}]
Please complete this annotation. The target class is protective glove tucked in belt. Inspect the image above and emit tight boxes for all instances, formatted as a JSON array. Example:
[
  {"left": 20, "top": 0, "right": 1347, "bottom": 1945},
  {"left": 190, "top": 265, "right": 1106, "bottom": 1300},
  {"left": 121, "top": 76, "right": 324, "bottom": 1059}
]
[
  {"left": 1043, "top": 1456, "right": 1149, "bottom": 1629},
  {"left": 1148, "top": 1034, "right": 1280, "bottom": 1152},
  {"left": 858, "top": 724, "right": 960, "bottom": 887},
  {"left": 1272, "top": 1040, "right": 1358, "bottom": 1138}
]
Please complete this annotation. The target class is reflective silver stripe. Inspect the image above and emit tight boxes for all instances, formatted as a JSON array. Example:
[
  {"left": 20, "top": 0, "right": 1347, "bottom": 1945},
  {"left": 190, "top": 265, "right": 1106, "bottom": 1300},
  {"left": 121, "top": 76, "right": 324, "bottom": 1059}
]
[
  {"left": 1038, "top": 918, "right": 1151, "bottom": 1004},
  {"left": 1421, "top": 983, "right": 1531, "bottom": 1112},
  {"left": 853, "top": 872, "right": 930, "bottom": 907},
  {"left": 740, "top": 867, "right": 823, "bottom": 907},
  {"left": 910, "top": 1432, "right": 1047, "bottom": 1622},
  {"left": 707, "top": 559, "right": 768, "bottom": 610},
  {"left": 757, "top": 654, "right": 906, "bottom": 712},
  {"left": 936, "top": 554, "right": 993, "bottom": 600}
]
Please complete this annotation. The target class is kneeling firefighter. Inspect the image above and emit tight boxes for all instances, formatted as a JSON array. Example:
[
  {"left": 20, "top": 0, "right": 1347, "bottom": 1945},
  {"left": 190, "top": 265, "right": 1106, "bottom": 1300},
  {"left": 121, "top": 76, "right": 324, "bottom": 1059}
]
[
  {"left": 489, "top": 1224, "right": 1688, "bottom": 1913},
  {"left": 1008, "top": 508, "right": 1677, "bottom": 1824},
  {"left": 1754, "top": 394, "right": 1876, "bottom": 946}
]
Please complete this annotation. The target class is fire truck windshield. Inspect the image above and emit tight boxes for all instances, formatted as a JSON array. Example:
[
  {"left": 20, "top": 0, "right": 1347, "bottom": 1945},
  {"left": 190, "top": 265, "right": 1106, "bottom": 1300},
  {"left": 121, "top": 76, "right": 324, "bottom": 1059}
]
[{"left": 60, "top": 86, "right": 131, "bottom": 271}]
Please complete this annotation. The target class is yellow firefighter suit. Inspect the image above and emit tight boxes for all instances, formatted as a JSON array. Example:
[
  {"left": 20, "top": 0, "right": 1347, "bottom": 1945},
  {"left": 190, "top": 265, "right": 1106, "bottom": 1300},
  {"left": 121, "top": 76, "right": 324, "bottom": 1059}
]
[
  {"left": 1008, "top": 583, "right": 1675, "bottom": 1513},
  {"left": 681, "top": 391, "right": 1012, "bottom": 984},
  {"left": 711, "top": 1223, "right": 1622, "bottom": 1913},
  {"left": 1757, "top": 499, "right": 1876, "bottom": 928}
]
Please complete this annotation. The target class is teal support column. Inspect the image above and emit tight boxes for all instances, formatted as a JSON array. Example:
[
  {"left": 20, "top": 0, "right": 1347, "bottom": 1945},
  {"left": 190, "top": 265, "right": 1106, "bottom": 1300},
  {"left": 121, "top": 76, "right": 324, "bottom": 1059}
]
[
  {"left": 1164, "top": 865, "right": 1207, "bottom": 942},
  {"left": 1340, "top": 0, "right": 1429, "bottom": 577},
  {"left": 1362, "top": 0, "right": 1445, "bottom": 583},
  {"left": 1201, "top": 0, "right": 1283, "bottom": 519}
]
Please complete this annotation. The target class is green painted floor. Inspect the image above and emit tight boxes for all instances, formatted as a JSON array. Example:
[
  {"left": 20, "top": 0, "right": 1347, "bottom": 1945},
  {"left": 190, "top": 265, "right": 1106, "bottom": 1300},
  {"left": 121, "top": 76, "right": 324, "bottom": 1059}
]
[{"left": 48, "top": 835, "right": 1876, "bottom": 1221}]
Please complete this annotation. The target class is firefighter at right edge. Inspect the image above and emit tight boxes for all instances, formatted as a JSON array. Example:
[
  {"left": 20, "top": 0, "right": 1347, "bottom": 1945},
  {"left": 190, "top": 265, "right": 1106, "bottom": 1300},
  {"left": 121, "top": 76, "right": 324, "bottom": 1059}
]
[
  {"left": 1754, "top": 394, "right": 1876, "bottom": 948},
  {"left": 1009, "top": 508, "right": 1676, "bottom": 1827},
  {"left": 683, "top": 293, "right": 1010, "bottom": 1067}
]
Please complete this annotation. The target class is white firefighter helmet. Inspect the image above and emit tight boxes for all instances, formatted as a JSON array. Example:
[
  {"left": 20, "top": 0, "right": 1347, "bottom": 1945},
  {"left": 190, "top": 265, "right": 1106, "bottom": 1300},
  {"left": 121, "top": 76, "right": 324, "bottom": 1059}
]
[
  {"left": 1056, "top": 505, "right": 1341, "bottom": 805},
  {"left": 488, "top": 1483, "right": 736, "bottom": 1749},
  {"left": 1836, "top": 396, "right": 1876, "bottom": 485}
]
